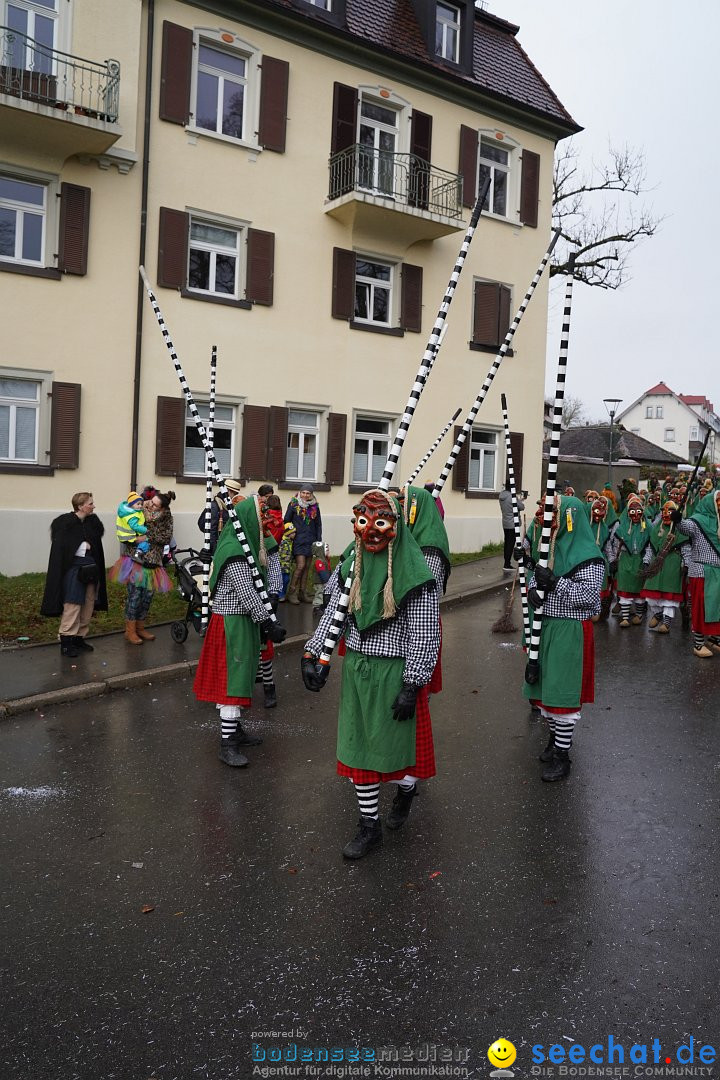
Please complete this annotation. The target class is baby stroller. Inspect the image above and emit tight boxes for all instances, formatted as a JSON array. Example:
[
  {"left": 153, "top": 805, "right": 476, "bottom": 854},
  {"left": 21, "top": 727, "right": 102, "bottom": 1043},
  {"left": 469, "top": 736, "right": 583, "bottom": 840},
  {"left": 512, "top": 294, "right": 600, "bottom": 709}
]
[{"left": 170, "top": 548, "right": 210, "bottom": 643}]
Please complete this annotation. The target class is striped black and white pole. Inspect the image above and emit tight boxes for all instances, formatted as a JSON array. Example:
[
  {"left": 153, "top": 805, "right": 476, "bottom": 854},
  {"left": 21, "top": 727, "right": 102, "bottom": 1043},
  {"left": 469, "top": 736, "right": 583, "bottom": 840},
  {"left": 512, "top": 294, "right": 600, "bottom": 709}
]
[
  {"left": 139, "top": 267, "right": 276, "bottom": 621},
  {"left": 500, "top": 393, "right": 530, "bottom": 642},
  {"left": 524, "top": 254, "right": 577, "bottom": 685},
  {"left": 377, "top": 175, "right": 490, "bottom": 491},
  {"left": 405, "top": 406, "right": 462, "bottom": 487},
  {"left": 431, "top": 229, "right": 561, "bottom": 498},
  {"left": 315, "top": 181, "right": 490, "bottom": 668},
  {"left": 199, "top": 345, "right": 217, "bottom": 632}
]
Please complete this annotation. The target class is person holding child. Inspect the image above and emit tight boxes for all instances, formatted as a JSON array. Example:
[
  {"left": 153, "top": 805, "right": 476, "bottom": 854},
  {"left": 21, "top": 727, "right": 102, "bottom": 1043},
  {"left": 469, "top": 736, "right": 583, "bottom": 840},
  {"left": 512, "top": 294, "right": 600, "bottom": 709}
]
[
  {"left": 110, "top": 489, "right": 176, "bottom": 644},
  {"left": 284, "top": 486, "right": 322, "bottom": 604}
]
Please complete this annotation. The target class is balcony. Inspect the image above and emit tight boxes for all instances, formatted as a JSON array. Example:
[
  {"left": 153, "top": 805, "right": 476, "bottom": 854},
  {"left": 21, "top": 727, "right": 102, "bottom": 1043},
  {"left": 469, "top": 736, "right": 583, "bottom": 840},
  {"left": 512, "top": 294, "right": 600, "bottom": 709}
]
[
  {"left": 0, "top": 27, "right": 121, "bottom": 160},
  {"left": 325, "top": 145, "right": 464, "bottom": 242}
]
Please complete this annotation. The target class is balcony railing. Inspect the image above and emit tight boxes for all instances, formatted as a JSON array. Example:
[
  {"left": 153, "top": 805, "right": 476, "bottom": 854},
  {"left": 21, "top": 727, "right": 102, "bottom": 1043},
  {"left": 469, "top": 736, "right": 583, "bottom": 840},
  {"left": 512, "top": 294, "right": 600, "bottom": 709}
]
[
  {"left": 329, "top": 145, "right": 462, "bottom": 219},
  {"left": 0, "top": 26, "right": 120, "bottom": 122}
]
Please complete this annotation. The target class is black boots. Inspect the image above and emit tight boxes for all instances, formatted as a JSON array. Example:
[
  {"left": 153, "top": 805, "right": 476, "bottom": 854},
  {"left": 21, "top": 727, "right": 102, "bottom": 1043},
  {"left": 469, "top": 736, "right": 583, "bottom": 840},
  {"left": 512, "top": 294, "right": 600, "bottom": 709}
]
[
  {"left": 342, "top": 816, "right": 383, "bottom": 859},
  {"left": 541, "top": 749, "right": 571, "bottom": 782},
  {"left": 385, "top": 784, "right": 417, "bottom": 831},
  {"left": 60, "top": 636, "right": 78, "bottom": 657},
  {"left": 74, "top": 636, "right": 94, "bottom": 651},
  {"left": 263, "top": 684, "right": 277, "bottom": 709},
  {"left": 218, "top": 737, "right": 249, "bottom": 767},
  {"left": 538, "top": 735, "right": 555, "bottom": 763},
  {"left": 234, "top": 724, "right": 263, "bottom": 747}
]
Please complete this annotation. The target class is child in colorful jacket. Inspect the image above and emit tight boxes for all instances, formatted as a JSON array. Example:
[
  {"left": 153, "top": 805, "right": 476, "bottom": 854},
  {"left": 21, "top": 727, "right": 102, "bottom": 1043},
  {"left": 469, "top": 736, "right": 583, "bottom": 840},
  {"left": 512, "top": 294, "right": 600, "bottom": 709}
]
[
  {"left": 278, "top": 522, "right": 296, "bottom": 600},
  {"left": 116, "top": 492, "right": 149, "bottom": 560}
]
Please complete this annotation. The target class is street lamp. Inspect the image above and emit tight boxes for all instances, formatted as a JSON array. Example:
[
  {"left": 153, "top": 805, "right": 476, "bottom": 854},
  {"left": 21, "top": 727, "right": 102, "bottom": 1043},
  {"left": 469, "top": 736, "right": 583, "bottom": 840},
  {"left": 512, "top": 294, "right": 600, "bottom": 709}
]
[{"left": 603, "top": 397, "right": 623, "bottom": 488}]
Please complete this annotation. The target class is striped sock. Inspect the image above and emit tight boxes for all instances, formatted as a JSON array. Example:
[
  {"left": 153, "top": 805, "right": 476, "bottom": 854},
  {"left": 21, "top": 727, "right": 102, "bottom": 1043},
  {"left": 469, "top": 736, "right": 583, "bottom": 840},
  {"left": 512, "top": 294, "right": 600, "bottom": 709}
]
[
  {"left": 694, "top": 633, "right": 705, "bottom": 650},
  {"left": 553, "top": 717, "right": 576, "bottom": 752},
  {"left": 620, "top": 601, "right": 632, "bottom": 621},
  {"left": 354, "top": 782, "right": 380, "bottom": 820},
  {"left": 260, "top": 659, "right": 274, "bottom": 685},
  {"left": 219, "top": 704, "right": 241, "bottom": 739}
]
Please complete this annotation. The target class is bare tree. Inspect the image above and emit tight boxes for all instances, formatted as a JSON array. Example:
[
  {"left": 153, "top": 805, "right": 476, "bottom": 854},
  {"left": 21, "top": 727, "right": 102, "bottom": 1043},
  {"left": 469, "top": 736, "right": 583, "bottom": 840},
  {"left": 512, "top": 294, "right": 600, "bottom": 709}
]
[
  {"left": 561, "top": 394, "right": 587, "bottom": 429},
  {"left": 551, "top": 141, "right": 663, "bottom": 289}
]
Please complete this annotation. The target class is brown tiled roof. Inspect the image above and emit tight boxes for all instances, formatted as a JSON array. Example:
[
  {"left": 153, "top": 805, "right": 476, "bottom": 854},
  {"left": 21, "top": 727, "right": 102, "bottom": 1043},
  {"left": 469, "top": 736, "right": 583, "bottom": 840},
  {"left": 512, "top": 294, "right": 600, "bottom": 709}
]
[
  {"left": 556, "top": 425, "right": 685, "bottom": 465},
  {"left": 250, "top": 0, "right": 580, "bottom": 134}
]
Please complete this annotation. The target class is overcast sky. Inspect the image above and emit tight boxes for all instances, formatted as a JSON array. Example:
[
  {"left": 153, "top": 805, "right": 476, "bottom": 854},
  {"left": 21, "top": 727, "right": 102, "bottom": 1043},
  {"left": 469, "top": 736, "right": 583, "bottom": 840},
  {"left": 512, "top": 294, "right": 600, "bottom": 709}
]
[{"left": 492, "top": 0, "right": 719, "bottom": 423}]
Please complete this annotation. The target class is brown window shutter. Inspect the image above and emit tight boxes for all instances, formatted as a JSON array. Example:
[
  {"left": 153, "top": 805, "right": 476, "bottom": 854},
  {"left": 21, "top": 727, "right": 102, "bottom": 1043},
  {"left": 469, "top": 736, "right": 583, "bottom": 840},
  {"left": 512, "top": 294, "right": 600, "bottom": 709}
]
[
  {"left": 473, "top": 281, "right": 501, "bottom": 347},
  {"left": 157, "top": 207, "right": 189, "bottom": 289},
  {"left": 155, "top": 396, "right": 184, "bottom": 476},
  {"left": 401, "top": 263, "right": 423, "bottom": 333},
  {"left": 331, "top": 82, "right": 358, "bottom": 154},
  {"left": 240, "top": 404, "right": 270, "bottom": 480},
  {"left": 458, "top": 125, "right": 478, "bottom": 208},
  {"left": 159, "top": 21, "right": 192, "bottom": 125},
  {"left": 498, "top": 284, "right": 512, "bottom": 344},
  {"left": 520, "top": 149, "right": 540, "bottom": 228},
  {"left": 451, "top": 425, "right": 469, "bottom": 492},
  {"left": 325, "top": 412, "right": 347, "bottom": 485},
  {"left": 409, "top": 109, "right": 432, "bottom": 209},
  {"left": 50, "top": 382, "right": 81, "bottom": 468},
  {"left": 258, "top": 56, "right": 289, "bottom": 152},
  {"left": 332, "top": 247, "right": 355, "bottom": 320},
  {"left": 58, "top": 184, "right": 90, "bottom": 276},
  {"left": 268, "top": 405, "right": 288, "bottom": 481},
  {"left": 509, "top": 431, "right": 524, "bottom": 492},
  {"left": 246, "top": 229, "right": 274, "bottom": 305}
]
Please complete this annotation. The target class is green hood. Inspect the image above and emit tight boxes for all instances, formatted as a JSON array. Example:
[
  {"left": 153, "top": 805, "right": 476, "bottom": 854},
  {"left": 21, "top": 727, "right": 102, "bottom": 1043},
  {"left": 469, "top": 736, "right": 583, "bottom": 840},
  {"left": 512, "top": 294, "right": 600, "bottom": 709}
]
[
  {"left": 647, "top": 517, "right": 688, "bottom": 555},
  {"left": 210, "top": 497, "right": 277, "bottom": 593},
  {"left": 546, "top": 495, "right": 606, "bottom": 577},
  {"left": 613, "top": 505, "right": 652, "bottom": 557},
  {"left": 688, "top": 492, "right": 720, "bottom": 558},
  {"left": 404, "top": 484, "right": 450, "bottom": 587}
]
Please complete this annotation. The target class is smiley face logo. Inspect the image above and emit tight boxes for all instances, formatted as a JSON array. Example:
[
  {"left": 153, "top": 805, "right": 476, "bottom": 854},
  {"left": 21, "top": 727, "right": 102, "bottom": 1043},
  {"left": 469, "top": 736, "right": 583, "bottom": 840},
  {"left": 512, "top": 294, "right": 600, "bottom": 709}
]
[{"left": 488, "top": 1039, "right": 517, "bottom": 1069}]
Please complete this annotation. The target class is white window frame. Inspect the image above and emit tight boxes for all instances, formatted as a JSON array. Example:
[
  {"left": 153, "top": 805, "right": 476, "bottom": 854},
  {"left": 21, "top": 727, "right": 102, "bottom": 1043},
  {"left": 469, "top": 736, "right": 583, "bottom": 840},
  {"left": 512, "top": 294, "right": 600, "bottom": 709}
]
[
  {"left": 183, "top": 398, "right": 241, "bottom": 477},
  {"left": 468, "top": 425, "right": 500, "bottom": 492},
  {"left": 352, "top": 412, "right": 396, "bottom": 485},
  {"left": 0, "top": 169, "right": 60, "bottom": 268},
  {"left": 656, "top": 405, "right": 664, "bottom": 418},
  {"left": 306, "top": 0, "right": 331, "bottom": 8},
  {"left": 2, "top": 0, "right": 62, "bottom": 73},
  {"left": 0, "top": 365, "right": 52, "bottom": 465},
  {"left": 354, "top": 254, "right": 396, "bottom": 327},
  {"left": 645, "top": 405, "right": 653, "bottom": 418},
  {"left": 476, "top": 130, "right": 519, "bottom": 222},
  {"left": 356, "top": 89, "right": 409, "bottom": 198},
  {"left": 189, "top": 29, "right": 261, "bottom": 150},
  {"left": 186, "top": 211, "right": 245, "bottom": 300},
  {"left": 664, "top": 428, "right": 675, "bottom": 443},
  {"left": 286, "top": 406, "right": 325, "bottom": 484},
  {"left": 690, "top": 426, "right": 700, "bottom": 442},
  {"left": 436, "top": 2, "right": 460, "bottom": 63}
]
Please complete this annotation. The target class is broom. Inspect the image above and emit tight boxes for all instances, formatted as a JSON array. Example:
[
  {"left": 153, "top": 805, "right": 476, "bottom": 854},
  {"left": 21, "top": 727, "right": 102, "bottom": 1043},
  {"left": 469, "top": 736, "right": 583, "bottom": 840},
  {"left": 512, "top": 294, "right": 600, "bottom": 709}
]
[
  {"left": 641, "top": 428, "right": 710, "bottom": 581},
  {"left": 492, "top": 567, "right": 519, "bottom": 633}
]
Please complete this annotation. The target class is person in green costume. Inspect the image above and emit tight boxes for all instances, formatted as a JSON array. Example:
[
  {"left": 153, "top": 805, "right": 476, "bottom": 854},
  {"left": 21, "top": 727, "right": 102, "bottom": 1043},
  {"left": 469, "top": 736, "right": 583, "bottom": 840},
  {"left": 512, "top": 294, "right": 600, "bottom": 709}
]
[
  {"left": 193, "top": 495, "right": 286, "bottom": 766},
  {"left": 640, "top": 499, "right": 689, "bottom": 635},
  {"left": 607, "top": 494, "right": 652, "bottom": 627},
  {"left": 672, "top": 491, "right": 720, "bottom": 658},
  {"left": 523, "top": 494, "right": 605, "bottom": 782},
  {"left": 302, "top": 489, "right": 440, "bottom": 860},
  {"left": 588, "top": 496, "right": 614, "bottom": 621}
]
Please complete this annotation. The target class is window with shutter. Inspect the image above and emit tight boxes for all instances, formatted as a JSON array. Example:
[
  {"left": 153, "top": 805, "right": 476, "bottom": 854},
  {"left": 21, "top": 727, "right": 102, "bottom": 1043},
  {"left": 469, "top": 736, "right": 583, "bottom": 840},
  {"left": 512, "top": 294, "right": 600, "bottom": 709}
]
[
  {"left": 401, "top": 264, "right": 423, "bottom": 333},
  {"left": 50, "top": 381, "right": 81, "bottom": 469},
  {"left": 246, "top": 229, "right": 275, "bottom": 305},
  {"left": 458, "top": 125, "right": 478, "bottom": 208},
  {"left": 520, "top": 149, "right": 540, "bottom": 228},
  {"left": 409, "top": 110, "right": 432, "bottom": 209},
  {"left": 155, "top": 396, "right": 184, "bottom": 476},
  {"left": 158, "top": 207, "right": 189, "bottom": 289},
  {"left": 258, "top": 56, "right": 289, "bottom": 153},
  {"left": 471, "top": 281, "right": 512, "bottom": 352},
  {"left": 509, "top": 431, "right": 524, "bottom": 492},
  {"left": 240, "top": 404, "right": 270, "bottom": 480},
  {"left": 159, "top": 22, "right": 193, "bottom": 125},
  {"left": 326, "top": 412, "right": 347, "bottom": 485},
  {"left": 451, "top": 424, "right": 469, "bottom": 491},
  {"left": 332, "top": 247, "right": 355, "bottom": 320},
  {"left": 331, "top": 82, "right": 358, "bottom": 155},
  {"left": 188, "top": 30, "right": 263, "bottom": 148},
  {"left": 268, "top": 405, "right": 289, "bottom": 481},
  {"left": 58, "top": 183, "right": 90, "bottom": 276}
]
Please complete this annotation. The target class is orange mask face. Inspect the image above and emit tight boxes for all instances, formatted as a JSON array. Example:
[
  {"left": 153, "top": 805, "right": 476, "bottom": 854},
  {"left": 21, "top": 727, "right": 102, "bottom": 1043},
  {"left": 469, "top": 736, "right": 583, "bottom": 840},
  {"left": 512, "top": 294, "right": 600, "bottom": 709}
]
[
  {"left": 628, "top": 503, "right": 643, "bottom": 523},
  {"left": 352, "top": 491, "right": 398, "bottom": 553},
  {"left": 591, "top": 498, "right": 607, "bottom": 522},
  {"left": 661, "top": 500, "right": 678, "bottom": 526}
]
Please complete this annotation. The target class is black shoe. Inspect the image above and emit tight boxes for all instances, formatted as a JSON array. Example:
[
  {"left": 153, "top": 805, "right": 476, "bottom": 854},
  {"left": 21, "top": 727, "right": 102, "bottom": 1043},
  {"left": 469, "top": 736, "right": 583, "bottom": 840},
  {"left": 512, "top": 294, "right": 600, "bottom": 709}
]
[
  {"left": 385, "top": 784, "right": 418, "bottom": 831},
  {"left": 541, "top": 749, "right": 571, "bottom": 782},
  {"left": 234, "top": 725, "right": 263, "bottom": 747},
  {"left": 538, "top": 736, "right": 555, "bottom": 763},
  {"left": 60, "top": 636, "right": 78, "bottom": 657},
  {"left": 342, "top": 816, "right": 383, "bottom": 859},
  {"left": 218, "top": 739, "right": 249, "bottom": 767},
  {"left": 74, "top": 636, "right": 94, "bottom": 652},
  {"left": 263, "top": 684, "right": 278, "bottom": 709}
]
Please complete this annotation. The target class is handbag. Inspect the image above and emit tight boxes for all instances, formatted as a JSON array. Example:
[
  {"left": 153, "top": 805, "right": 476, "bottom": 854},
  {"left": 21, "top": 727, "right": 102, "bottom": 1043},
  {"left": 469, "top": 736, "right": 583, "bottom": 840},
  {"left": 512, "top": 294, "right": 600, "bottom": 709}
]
[{"left": 77, "top": 559, "right": 99, "bottom": 585}]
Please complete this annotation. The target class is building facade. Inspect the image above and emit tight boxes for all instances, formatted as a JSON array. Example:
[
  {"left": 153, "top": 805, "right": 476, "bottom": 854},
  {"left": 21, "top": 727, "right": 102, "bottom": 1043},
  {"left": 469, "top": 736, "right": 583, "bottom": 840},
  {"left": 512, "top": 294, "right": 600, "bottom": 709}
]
[
  {"left": 1, "top": 0, "right": 579, "bottom": 574},
  {"left": 617, "top": 382, "right": 720, "bottom": 469}
]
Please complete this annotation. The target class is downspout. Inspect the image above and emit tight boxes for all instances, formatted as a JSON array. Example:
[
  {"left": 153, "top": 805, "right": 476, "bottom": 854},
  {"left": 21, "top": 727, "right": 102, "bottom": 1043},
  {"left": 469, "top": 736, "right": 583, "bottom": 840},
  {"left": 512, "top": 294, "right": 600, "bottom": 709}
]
[{"left": 130, "top": 0, "right": 154, "bottom": 488}]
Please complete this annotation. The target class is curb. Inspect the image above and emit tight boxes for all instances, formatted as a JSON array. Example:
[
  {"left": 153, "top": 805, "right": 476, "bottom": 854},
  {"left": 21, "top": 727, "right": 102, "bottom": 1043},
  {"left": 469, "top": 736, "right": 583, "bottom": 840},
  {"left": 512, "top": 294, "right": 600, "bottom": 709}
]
[{"left": 1, "top": 581, "right": 506, "bottom": 718}]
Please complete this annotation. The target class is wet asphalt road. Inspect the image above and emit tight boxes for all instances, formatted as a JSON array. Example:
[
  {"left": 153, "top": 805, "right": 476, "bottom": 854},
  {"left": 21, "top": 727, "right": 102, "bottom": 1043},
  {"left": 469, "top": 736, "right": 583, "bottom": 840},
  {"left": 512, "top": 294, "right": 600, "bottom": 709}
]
[{"left": 1, "top": 594, "right": 719, "bottom": 1080}]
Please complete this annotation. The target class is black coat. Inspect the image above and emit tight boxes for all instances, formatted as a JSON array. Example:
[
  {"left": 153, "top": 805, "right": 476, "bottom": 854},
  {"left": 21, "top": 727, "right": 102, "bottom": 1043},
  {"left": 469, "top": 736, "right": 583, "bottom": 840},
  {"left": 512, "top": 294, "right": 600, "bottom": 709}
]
[{"left": 40, "top": 512, "right": 108, "bottom": 616}]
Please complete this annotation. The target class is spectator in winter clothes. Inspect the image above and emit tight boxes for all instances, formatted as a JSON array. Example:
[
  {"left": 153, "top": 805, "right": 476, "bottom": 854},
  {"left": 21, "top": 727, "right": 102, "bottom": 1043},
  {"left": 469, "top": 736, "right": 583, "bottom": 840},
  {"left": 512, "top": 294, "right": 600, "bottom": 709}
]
[{"left": 284, "top": 486, "right": 322, "bottom": 604}]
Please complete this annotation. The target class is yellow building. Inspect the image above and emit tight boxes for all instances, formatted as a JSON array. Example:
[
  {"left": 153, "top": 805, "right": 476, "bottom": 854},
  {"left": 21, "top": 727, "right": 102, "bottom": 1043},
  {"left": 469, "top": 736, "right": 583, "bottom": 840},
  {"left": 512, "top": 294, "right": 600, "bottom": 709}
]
[{"left": 1, "top": 0, "right": 579, "bottom": 573}]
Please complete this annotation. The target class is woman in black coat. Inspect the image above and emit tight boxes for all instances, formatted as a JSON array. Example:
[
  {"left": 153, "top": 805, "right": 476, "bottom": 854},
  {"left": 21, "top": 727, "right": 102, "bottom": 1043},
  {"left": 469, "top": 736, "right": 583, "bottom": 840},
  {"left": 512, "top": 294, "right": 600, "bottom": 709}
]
[
  {"left": 40, "top": 492, "right": 108, "bottom": 657},
  {"left": 283, "top": 485, "right": 322, "bottom": 603}
]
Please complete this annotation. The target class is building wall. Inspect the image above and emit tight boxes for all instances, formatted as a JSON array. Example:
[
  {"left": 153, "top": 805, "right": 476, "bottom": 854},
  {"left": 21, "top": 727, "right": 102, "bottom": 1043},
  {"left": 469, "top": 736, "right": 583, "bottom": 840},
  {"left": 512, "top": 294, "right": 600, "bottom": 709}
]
[
  {"left": 621, "top": 395, "right": 698, "bottom": 462},
  {"left": 2, "top": 0, "right": 561, "bottom": 574}
]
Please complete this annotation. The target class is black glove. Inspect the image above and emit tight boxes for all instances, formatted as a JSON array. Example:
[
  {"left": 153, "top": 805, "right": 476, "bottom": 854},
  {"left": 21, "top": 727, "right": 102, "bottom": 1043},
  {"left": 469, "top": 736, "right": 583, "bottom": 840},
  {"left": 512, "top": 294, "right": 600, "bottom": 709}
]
[
  {"left": 527, "top": 588, "right": 543, "bottom": 610},
  {"left": 301, "top": 653, "right": 330, "bottom": 692},
  {"left": 534, "top": 564, "right": 558, "bottom": 591},
  {"left": 670, "top": 509, "right": 683, "bottom": 525},
  {"left": 392, "top": 684, "right": 418, "bottom": 722},
  {"left": 608, "top": 561, "right": 618, "bottom": 577},
  {"left": 260, "top": 618, "right": 286, "bottom": 644},
  {"left": 513, "top": 545, "right": 525, "bottom": 564},
  {"left": 268, "top": 593, "right": 279, "bottom": 615},
  {"left": 198, "top": 549, "right": 213, "bottom": 564}
]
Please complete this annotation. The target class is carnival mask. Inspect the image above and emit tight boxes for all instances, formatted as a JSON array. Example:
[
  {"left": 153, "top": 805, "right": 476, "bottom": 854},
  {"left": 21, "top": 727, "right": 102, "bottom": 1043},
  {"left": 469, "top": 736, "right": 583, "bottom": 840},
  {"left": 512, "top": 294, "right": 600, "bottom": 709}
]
[
  {"left": 352, "top": 491, "right": 398, "bottom": 553},
  {"left": 628, "top": 502, "right": 643, "bottom": 523},
  {"left": 661, "top": 500, "right": 678, "bottom": 526},
  {"left": 591, "top": 498, "right": 607, "bottom": 522}
]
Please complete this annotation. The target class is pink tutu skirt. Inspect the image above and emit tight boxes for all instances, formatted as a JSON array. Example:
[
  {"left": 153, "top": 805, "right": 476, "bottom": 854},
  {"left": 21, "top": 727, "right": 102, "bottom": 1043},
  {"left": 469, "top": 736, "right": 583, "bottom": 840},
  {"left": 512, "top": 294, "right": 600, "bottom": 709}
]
[{"left": 109, "top": 555, "right": 173, "bottom": 593}]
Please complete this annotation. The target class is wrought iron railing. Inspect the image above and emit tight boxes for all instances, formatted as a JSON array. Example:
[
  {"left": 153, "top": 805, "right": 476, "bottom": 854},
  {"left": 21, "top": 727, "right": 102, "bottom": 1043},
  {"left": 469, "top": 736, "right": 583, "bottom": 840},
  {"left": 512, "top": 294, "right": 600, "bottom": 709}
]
[
  {"left": 329, "top": 145, "right": 462, "bottom": 219},
  {"left": 0, "top": 26, "right": 120, "bottom": 122}
]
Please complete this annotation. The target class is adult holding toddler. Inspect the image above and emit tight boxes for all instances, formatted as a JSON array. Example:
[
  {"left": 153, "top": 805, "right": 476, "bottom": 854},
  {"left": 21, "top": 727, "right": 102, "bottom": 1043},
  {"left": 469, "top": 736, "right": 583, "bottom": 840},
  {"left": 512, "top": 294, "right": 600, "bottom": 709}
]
[
  {"left": 110, "top": 489, "right": 176, "bottom": 644},
  {"left": 284, "top": 485, "right": 322, "bottom": 604}
]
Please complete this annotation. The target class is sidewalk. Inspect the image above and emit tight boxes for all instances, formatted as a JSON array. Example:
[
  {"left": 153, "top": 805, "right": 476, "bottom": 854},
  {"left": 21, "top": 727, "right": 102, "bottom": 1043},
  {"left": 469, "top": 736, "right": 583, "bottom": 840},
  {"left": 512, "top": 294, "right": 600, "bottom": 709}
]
[{"left": 0, "top": 556, "right": 510, "bottom": 717}]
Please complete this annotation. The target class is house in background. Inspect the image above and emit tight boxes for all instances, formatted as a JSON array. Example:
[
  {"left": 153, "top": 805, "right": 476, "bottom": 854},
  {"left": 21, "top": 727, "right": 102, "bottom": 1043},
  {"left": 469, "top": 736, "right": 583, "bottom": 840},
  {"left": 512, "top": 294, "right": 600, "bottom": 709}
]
[
  {"left": 542, "top": 424, "right": 685, "bottom": 495},
  {"left": 617, "top": 383, "right": 720, "bottom": 466},
  {"left": 1, "top": 0, "right": 580, "bottom": 572}
]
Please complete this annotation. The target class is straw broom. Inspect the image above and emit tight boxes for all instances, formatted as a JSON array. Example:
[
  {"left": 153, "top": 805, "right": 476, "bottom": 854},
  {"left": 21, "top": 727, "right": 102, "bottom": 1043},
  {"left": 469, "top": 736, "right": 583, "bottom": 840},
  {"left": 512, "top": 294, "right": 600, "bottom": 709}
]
[{"left": 492, "top": 567, "right": 519, "bottom": 633}]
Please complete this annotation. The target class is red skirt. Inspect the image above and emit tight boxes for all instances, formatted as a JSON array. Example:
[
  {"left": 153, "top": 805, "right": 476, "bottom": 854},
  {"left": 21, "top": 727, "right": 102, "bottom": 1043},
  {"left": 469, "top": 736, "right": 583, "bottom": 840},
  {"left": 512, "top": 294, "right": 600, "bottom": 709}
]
[
  {"left": 689, "top": 577, "right": 720, "bottom": 635},
  {"left": 427, "top": 619, "right": 443, "bottom": 694},
  {"left": 530, "top": 620, "right": 595, "bottom": 716},
  {"left": 641, "top": 588, "right": 682, "bottom": 602},
  {"left": 193, "top": 615, "right": 251, "bottom": 706},
  {"left": 337, "top": 686, "right": 435, "bottom": 783}
]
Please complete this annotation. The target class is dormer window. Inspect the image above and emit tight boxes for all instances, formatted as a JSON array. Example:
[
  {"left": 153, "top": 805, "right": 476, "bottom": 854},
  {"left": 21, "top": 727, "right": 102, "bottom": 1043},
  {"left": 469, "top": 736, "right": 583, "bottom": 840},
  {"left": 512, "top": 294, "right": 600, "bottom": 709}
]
[
  {"left": 436, "top": 3, "right": 460, "bottom": 63},
  {"left": 306, "top": 0, "right": 331, "bottom": 7}
]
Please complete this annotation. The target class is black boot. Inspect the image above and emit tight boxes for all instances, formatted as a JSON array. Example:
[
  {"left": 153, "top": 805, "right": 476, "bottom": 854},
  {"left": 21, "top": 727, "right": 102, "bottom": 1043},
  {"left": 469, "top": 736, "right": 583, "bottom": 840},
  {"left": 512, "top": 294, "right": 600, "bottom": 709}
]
[
  {"left": 60, "top": 636, "right": 78, "bottom": 657},
  {"left": 342, "top": 816, "right": 383, "bottom": 859},
  {"left": 218, "top": 738, "right": 249, "bottom": 767},
  {"left": 234, "top": 724, "right": 263, "bottom": 747},
  {"left": 538, "top": 735, "right": 555, "bottom": 763},
  {"left": 74, "top": 636, "right": 94, "bottom": 652},
  {"left": 541, "top": 748, "right": 571, "bottom": 782},
  {"left": 263, "top": 684, "right": 278, "bottom": 709},
  {"left": 385, "top": 784, "right": 418, "bottom": 831}
]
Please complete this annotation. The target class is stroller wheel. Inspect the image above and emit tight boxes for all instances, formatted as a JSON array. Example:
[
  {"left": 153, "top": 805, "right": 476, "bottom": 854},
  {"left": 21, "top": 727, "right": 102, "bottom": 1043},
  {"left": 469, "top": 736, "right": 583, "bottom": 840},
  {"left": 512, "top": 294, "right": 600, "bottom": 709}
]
[{"left": 171, "top": 621, "right": 189, "bottom": 644}]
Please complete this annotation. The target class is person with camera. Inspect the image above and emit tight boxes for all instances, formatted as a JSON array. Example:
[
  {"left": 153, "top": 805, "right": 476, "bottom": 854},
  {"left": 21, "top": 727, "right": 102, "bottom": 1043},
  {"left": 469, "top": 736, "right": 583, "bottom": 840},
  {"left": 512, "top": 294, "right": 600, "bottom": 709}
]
[{"left": 40, "top": 492, "right": 108, "bottom": 657}]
